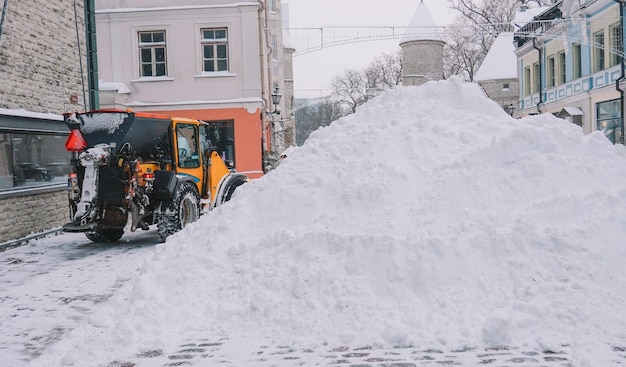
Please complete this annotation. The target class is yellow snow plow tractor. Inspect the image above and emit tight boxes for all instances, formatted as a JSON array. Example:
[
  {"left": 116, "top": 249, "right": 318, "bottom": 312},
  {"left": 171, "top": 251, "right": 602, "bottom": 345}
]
[{"left": 62, "top": 110, "right": 248, "bottom": 242}]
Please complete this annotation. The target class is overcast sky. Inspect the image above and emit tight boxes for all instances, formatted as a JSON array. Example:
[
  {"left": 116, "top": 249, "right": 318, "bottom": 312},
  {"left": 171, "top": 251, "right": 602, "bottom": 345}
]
[{"left": 284, "top": 0, "right": 459, "bottom": 98}]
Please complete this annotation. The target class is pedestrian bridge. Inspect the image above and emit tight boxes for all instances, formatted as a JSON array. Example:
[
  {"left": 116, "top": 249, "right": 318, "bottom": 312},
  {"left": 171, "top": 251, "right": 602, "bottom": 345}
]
[{"left": 284, "top": 26, "right": 446, "bottom": 56}]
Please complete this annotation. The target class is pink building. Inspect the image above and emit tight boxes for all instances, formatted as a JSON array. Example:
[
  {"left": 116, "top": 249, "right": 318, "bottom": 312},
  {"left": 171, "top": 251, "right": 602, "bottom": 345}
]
[{"left": 95, "top": 0, "right": 286, "bottom": 178}]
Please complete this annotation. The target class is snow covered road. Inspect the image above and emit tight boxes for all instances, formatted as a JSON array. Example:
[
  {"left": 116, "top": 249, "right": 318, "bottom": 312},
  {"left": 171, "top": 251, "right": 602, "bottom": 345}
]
[
  {"left": 2, "top": 230, "right": 625, "bottom": 367},
  {"left": 0, "top": 230, "right": 158, "bottom": 366}
]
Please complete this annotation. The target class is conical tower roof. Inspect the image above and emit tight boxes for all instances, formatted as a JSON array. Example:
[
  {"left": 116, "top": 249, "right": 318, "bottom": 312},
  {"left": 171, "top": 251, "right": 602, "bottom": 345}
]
[{"left": 400, "top": 0, "right": 444, "bottom": 44}]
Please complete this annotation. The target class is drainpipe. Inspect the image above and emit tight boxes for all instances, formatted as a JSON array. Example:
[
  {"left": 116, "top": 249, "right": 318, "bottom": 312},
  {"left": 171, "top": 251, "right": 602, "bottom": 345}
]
[
  {"left": 84, "top": 0, "right": 99, "bottom": 110},
  {"left": 0, "top": 0, "right": 8, "bottom": 47},
  {"left": 613, "top": 0, "right": 625, "bottom": 144},
  {"left": 533, "top": 38, "right": 544, "bottom": 113},
  {"left": 258, "top": 1, "right": 268, "bottom": 173}
]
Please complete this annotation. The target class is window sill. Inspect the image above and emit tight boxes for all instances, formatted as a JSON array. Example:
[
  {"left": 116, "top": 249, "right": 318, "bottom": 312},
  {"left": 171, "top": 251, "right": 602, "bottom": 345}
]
[
  {"left": 195, "top": 72, "right": 236, "bottom": 79},
  {"left": 131, "top": 76, "right": 175, "bottom": 83}
]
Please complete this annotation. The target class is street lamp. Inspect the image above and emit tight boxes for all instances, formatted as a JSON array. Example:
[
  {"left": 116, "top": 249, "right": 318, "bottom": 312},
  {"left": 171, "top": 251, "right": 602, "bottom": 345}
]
[
  {"left": 270, "top": 86, "right": 282, "bottom": 115},
  {"left": 507, "top": 103, "right": 515, "bottom": 117}
]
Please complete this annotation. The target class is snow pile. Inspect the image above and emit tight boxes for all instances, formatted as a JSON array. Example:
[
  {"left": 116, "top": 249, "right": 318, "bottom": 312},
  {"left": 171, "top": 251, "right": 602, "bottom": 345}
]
[{"left": 34, "top": 78, "right": 626, "bottom": 366}]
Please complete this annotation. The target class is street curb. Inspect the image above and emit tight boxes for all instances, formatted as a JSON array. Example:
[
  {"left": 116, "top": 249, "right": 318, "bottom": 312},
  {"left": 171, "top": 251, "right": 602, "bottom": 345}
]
[{"left": 0, "top": 227, "right": 63, "bottom": 252}]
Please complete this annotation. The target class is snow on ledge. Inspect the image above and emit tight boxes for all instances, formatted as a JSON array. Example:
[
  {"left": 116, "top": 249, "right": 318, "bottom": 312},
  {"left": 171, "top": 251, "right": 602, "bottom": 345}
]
[{"left": 0, "top": 108, "right": 63, "bottom": 121}]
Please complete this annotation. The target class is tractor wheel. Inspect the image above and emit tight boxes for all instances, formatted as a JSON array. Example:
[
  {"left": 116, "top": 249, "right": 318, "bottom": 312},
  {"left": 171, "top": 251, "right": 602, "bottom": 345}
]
[
  {"left": 157, "top": 181, "right": 200, "bottom": 241},
  {"left": 85, "top": 227, "right": 124, "bottom": 242}
]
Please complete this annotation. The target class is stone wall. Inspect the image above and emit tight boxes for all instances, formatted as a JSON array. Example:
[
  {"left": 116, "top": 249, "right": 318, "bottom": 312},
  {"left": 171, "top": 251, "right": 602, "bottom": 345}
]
[
  {"left": 0, "top": 0, "right": 86, "bottom": 243},
  {"left": 401, "top": 40, "right": 445, "bottom": 86},
  {"left": 478, "top": 78, "right": 520, "bottom": 117},
  {"left": 0, "top": 190, "right": 69, "bottom": 243},
  {"left": 0, "top": 0, "right": 87, "bottom": 112}
]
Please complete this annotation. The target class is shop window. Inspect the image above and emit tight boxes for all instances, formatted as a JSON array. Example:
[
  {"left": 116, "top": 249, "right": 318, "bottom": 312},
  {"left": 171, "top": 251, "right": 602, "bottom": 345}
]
[
  {"left": 1, "top": 133, "right": 72, "bottom": 190},
  {"left": 596, "top": 99, "right": 622, "bottom": 144},
  {"left": 202, "top": 120, "right": 235, "bottom": 169}
]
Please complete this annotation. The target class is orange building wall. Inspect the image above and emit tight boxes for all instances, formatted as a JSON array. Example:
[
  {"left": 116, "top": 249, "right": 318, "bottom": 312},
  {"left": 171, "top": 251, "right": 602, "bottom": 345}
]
[{"left": 154, "top": 107, "right": 264, "bottom": 178}]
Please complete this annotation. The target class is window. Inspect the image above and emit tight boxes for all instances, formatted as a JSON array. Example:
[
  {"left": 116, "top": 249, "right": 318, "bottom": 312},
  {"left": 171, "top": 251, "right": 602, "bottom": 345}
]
[
  {"left": 532, "top": 62, "right": 540, "bottom": 94},
  {"left": 271, "top": 35, "right": 278, "bottom": 61},
  {"left": 573, "top": 43, "right": 582, "bottom": 79},
  {"left": 201, "top": 120, "right": 235, "bottom": 168},
  {"left": 558, "top": 51, "right": 566, "bottom": 85},
  {"left": 524, "top": 66, "right": 532, "bottom": 96},
  {"left": 596, "top": 99, "right": 622, "bottom": 144},
  {"left": 593, "top": 30, "right": 605, "bottom": 73},
  {"left": 269, "top": 0, "right": 276, "bottom": 11},
  {"left": 547, "top": 55, "right": 556, "bottom": 88},
  {"left": 138, "top": 31, "right": 167, "bottom": 77},
  {"left": 0, "top": 133, "right": 72, "bottom": 190},
  {"left": 201, "top": 28, "right": 229, "bottom": 72},
  {"left": 502, "top": 83, "right": 510, "bottom": 91},
  {"left": 176, "top": 124, "right": 200, "bottom": 169},
  {"left": 610, "top": 21, "right": 623, "bottom": 67}
]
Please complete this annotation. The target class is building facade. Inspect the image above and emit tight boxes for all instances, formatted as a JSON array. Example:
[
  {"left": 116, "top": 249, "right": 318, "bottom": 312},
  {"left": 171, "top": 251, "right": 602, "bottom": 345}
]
[
  {"left": 0, "top": 0, "right": 89, "bottom": 243},
  {"left": 515, "top": 0, "right": 625, "bottom": 144},
  {"left": 96, "top": 0, "right": 287, "bottom": 178}
]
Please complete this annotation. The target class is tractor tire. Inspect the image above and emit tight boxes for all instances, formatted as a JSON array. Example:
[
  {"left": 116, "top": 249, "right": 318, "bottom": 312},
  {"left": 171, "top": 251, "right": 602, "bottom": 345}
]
[
  {"left": 85, "top": 227, "right": 124, "bottom": 242},
  {"left": 157, "top": 181, "right": 200, "bottom": 241}
]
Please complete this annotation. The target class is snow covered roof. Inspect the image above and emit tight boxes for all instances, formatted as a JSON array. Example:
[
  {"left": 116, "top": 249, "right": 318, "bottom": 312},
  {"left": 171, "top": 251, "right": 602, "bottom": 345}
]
[
  {"left": 557, "top": 106, "right": 584, "bottom": 117},
  {"left": 400, "top": 0, "right": 444, "bottom": 44},
  {"left": 475, "top": 5, "right": 552, "bottom": 82},
  {"left": 513, "top": 6, "right": 551, "bottom": 30},
  {"left": 475, "top": 32, "right": 517, "bottom": 81}
]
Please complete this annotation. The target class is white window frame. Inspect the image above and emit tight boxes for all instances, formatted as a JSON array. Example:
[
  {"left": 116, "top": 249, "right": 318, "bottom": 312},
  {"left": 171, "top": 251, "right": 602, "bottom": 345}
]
[
  {"left": 593, "top": 30, "right": 605, "bottom": 73},
  {"left": 200, "top": 27, "right": 230, "bottom": 73},
  {"left": 547, "top": 55, "right": 556, "bottom": 88},
  {"left": 532, "top": 62, "right": 540, "bottom": 94},
  {"left": 524, "top": 66, "right": 532, "bottom": 96},
  {"left": 573, "top": 43, "right": 582, "bottom": 79},
  {"left": 558, "top": 51, "right": 566, "bottom": 85},
  {"left": 131, "top": 25, "right": 173, "bottom": 82},
  {"left": 609, "top": 21, "right": 622, "bottom": 67},
  {"left": 138, "top": 30, "right": 167, "bottom": 77}
]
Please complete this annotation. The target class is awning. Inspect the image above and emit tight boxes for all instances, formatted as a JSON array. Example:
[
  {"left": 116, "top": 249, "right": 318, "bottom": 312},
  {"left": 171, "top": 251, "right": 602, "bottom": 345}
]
[{"left": 557, "top": 107, "right": 584, "bottom": 118}]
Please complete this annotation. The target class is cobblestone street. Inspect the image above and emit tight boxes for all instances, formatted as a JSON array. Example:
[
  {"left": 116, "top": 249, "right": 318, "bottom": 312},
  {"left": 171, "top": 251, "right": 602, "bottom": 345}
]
[{"left": 107, "top": 342, "right": 626, "bottom": 366}]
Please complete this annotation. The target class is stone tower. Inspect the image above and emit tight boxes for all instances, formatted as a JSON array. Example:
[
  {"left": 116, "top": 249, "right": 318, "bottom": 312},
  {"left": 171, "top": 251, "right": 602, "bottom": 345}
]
[{"left": 400, "top": 0, "right": 446, "bottom": 86}]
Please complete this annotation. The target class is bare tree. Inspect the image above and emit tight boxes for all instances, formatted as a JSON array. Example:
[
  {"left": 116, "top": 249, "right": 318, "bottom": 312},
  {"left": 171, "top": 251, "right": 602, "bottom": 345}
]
[
  {"left": 444, "top": 17, "right": 492, "bottom": 81},
  {"left": 443, "top": 0, "right": 559, "bottom": 81},
  {"left": 294, "top": 99, "right": 347, "bottom": 145},
  {"left": 331, "top": 50, "right": 403, "bottom": 114},
  {"left": 364, "top": 50, "right": 403, "bottom": 92},
  {"left": 331, "top": 68, "right": 369, "bottom": 114}
]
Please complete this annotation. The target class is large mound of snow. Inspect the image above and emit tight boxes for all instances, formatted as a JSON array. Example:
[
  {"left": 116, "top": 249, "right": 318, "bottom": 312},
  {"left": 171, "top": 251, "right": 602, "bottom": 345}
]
[{"left": 35, "top": 78, "right": 626, "bottom": 366}]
